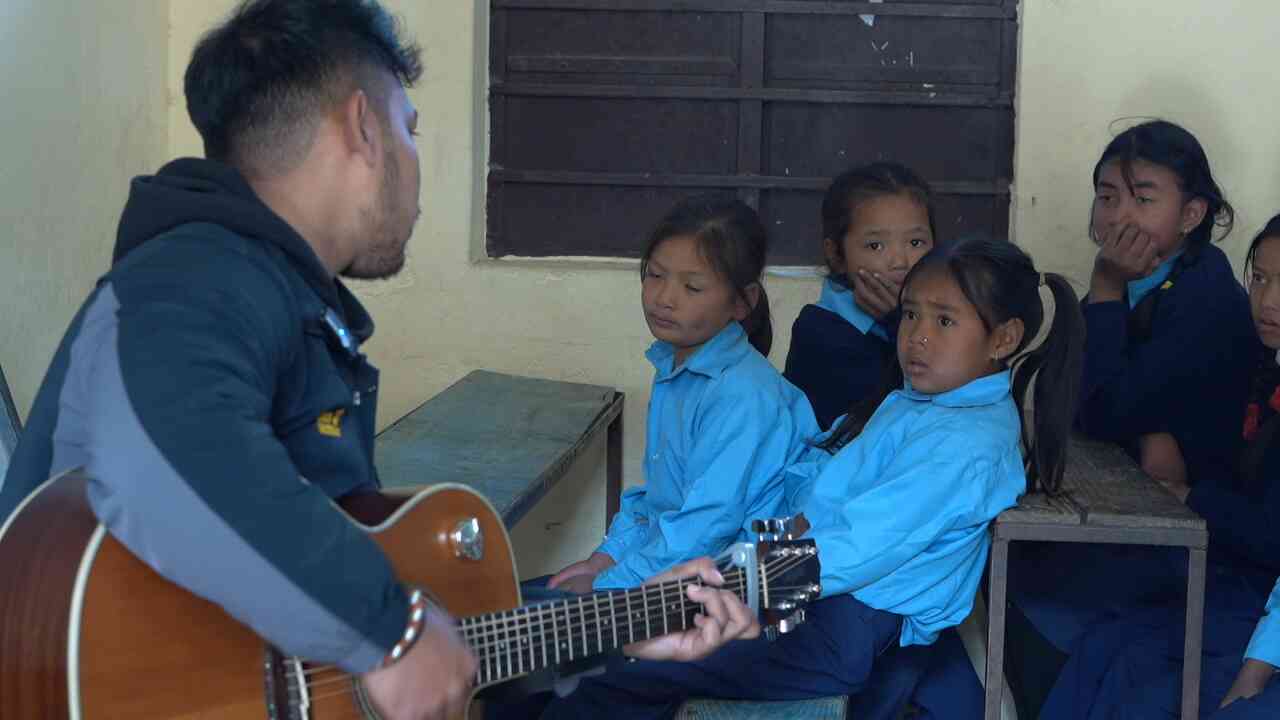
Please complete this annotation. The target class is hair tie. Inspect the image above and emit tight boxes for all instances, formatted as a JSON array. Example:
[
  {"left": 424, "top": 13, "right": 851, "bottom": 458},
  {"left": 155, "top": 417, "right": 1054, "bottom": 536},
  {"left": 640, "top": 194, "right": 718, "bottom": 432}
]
[{"left": 1011, "top": 274, "right": 1055, "bottom": 365}]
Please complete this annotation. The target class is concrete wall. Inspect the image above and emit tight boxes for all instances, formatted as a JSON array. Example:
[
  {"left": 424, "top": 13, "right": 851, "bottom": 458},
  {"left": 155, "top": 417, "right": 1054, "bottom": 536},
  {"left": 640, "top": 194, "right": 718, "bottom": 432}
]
[{"left": 0, "top": 1, "right": 169, "bottom": 417}]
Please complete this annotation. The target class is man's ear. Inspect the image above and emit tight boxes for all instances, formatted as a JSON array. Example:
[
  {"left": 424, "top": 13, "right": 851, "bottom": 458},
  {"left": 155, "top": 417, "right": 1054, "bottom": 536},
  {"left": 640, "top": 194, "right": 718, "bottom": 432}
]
[
  {"left": 734, "top": 282, "right": 761, "bottom": 322},
  {"left": 339, "top": 88, "right": 380, "bottom": 167},
  {"left": 990, "top": 317, "right": 1025, "bottom": 363}
]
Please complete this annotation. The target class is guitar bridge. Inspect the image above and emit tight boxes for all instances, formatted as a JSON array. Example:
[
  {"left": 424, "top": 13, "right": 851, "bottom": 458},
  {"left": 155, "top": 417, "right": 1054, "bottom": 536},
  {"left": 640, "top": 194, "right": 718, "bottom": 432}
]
[{"left": 264, "top": 648, "right": 312, "bottom": 720}]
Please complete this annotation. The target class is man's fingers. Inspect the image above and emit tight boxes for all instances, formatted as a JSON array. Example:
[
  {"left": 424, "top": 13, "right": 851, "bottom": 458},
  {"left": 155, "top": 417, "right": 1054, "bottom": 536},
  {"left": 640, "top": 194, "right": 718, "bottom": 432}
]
[{"left": 649, "top": 557, "right": 723, "bottom": 587}]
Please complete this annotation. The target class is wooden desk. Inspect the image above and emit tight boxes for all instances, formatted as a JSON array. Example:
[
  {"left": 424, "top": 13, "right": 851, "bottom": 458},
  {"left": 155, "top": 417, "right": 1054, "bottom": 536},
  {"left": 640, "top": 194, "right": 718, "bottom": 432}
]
[
  {"left": 375, "top": 370, "right": 624, "bottom": 529},
  {"left": 982, "top": 435, "right": 1208, "bottom": 720}
]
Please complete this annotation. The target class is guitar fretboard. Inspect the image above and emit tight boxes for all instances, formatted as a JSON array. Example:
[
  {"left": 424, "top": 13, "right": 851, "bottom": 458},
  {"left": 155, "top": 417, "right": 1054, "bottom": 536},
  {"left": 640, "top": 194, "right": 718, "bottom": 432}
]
[{"left": 459, "top": 572, "right": 746, "bottom": 686}]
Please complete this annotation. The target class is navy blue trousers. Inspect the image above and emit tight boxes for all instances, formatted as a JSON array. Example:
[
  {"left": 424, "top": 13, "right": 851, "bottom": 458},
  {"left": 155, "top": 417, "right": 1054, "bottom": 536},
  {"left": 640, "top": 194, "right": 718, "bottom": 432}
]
[
  {"left": 1212, "top": 681, "right": 1280, "bottom": 719},
  {"left": 909, "top": 628, "right": 985, "bottom": 720},
  {"left": 1008, "top": 542, "right": 1188, "bottom": 652},
  {"left": 1039, "top": 565, "right": 1267, "bottom": 719},
  {"left": 539, "top": 594, "right": 902, "bottom": 720}
]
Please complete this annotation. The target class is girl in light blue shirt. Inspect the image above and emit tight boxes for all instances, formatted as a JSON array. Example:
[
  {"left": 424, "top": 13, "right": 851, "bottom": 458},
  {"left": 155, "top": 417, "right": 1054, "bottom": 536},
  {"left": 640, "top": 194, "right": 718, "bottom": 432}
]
[
  {"left": 542, "top": 237, "right": 1087, "bottom": 720},
  {"left": 1214, "top": 578, "right": 1280, "bottom": 717},
  {"left": 547, "top": 194, "right": 818, "bottom": 594}
]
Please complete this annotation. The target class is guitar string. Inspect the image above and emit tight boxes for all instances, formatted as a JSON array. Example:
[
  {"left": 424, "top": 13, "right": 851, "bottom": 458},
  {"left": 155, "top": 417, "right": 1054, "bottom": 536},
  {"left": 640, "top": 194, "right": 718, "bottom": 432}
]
[
  {"left": 295, "top": 551, "right": 813, "bottom": 694},
  {"left": 296, "top": 552, "right": 807, "bottom": 680},
  {"left": 457, "top": 553, "right": 811, "bottom": 650},
  {"left": 295, "top": 553, "right": 811, "bottom": 685},
  {"left": 300, "top": 555, "right": 815, "bottom": 704}
]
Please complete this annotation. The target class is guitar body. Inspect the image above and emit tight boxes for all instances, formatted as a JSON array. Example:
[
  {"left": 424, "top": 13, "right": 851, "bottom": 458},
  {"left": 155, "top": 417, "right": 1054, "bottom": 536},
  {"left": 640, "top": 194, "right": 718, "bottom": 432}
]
[{"left": 0, "top": 470, "right": 519, "bottom": 719}]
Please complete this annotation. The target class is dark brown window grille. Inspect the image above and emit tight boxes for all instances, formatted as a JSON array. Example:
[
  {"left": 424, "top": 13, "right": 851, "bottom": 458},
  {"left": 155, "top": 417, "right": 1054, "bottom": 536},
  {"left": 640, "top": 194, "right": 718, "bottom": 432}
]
[{"left": 487, "top": 1, "right": 1018, "bottom": 264}]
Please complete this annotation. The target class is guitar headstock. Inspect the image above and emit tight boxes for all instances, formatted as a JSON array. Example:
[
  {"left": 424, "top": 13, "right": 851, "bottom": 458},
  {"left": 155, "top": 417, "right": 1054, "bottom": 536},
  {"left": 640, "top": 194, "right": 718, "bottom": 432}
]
[{"left": 718, "top": 515, "right": 821, "bottom": 641}]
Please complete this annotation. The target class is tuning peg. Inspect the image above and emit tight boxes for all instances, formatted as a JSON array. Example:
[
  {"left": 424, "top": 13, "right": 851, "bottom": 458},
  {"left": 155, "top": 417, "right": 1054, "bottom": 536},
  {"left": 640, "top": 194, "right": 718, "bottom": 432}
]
[{"left": 764, "top": 608, "right": 807, "bottom": 641}]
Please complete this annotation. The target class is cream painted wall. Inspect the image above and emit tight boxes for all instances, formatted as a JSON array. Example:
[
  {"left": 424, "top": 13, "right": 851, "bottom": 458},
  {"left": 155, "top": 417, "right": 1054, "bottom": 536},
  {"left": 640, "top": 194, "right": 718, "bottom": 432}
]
[{"left": 0, "top": 1, "right": 169, "bottom": 417}]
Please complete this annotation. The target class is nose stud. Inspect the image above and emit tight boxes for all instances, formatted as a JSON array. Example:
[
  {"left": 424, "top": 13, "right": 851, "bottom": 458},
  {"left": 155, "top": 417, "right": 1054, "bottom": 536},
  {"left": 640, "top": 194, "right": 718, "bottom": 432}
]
[{"left": 920, "top": 336, "right": 929, "bottom": 345}]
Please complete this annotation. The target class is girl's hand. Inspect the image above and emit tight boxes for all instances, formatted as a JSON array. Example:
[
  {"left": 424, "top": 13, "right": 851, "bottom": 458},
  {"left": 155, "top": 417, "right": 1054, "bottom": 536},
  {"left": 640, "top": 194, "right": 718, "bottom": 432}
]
[
  {"left": 1139, "top": 433, "right": 1189, "bottom": 503},
  {"left": 1090, "top": 224, "right": 1161, "bottom": 302},
  {"left": 1220, "top": 659, "right": 1277, "bottom": 708},
  {"left": 851, "top": 269, "right": 900, "bottom": 321},
  {"left": 548, "top": 552, "right": 616, "bottom": 590}
]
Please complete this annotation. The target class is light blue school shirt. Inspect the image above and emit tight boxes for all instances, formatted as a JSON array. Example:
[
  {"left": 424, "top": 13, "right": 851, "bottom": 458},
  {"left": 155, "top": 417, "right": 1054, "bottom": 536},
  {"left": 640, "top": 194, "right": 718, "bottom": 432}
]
[
  {"left": 784, "top": 371, "right": 1026, "bottom": 646},
  {"left": 1127, "top": 251, "right": 1183, "bottom": 308},
  {"left": 593, "top": 322, "right": 820, "bottom": 590},
  {"left": 817, "top": 277, "right": 889, "bottom": 341},
  {"left": 1246, "top": 578, "right": 1280, "bottom": 667}
]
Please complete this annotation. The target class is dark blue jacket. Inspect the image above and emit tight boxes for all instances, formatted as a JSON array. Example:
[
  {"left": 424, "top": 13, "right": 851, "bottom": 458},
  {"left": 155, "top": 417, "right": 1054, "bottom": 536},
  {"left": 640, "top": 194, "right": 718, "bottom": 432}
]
[
  {"left": 785, "top": 304, "right": 894, "bottom": 430},
  {"left": 1077, "top": 244, "right": 1255, "bottom": 485},
  {"left": 0, "top": 158, "right": 407, "bottom": 673},
  {"left": 1189, "top": 347, "right": 1280, "bottom": 596}
]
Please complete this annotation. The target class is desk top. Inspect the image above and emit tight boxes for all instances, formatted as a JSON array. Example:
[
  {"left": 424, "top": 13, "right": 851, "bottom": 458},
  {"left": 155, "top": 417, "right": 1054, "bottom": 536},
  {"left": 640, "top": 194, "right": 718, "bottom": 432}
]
[
  {"left": 376, "top": 370, "right": 622, "bottom": 527},
  {"left": 998, "top": 434, "right": 1205, "bottom": 532}
]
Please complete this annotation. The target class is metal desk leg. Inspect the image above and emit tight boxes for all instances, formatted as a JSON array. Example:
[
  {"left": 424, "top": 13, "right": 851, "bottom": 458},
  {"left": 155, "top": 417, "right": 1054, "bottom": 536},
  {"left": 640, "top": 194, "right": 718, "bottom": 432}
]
[
  {"left": 1181, "top": 546, "right": 1207, "bottom": 720},
  {"left": 984, "top": 536, "right": 1010, "bottom": 720},
  {"left": 605, "top": 401, "right": 623, "bottom": 524}
]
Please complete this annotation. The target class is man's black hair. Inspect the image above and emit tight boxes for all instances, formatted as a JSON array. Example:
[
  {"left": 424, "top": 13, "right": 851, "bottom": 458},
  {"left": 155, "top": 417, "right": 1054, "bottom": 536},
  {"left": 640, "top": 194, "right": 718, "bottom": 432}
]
[{"left": 184, "top": 0, "right": 423, "bottom": 173}]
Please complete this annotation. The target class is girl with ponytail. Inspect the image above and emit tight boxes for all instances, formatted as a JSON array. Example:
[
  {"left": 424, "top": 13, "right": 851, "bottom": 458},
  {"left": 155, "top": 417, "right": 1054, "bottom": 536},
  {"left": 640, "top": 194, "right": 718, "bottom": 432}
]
[
  {"left": 546, "top": 193, "right": 819, "bottom": 594},
  {"left": 541, "top": 236, "right": 1086, "bottom": 719}
]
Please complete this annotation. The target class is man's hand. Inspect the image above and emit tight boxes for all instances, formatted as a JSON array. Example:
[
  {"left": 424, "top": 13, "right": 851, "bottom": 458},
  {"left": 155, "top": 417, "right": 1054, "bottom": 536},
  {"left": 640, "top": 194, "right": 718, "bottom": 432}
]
[
  {"left": 1090, "top": 224, "right": 1162, "bottom": 303},
  {"left": 623, "top": 557, "right": 760, "bottom": 663},
  {"left": 1140, "top": 432, "right": 1190, "bottom": 503},
  {"left": 851, "top": 269, "right": 901, "bottom": 321},
  {"left": 1220, "top": 658, "right": 1277, "bottom": 708},
  {"left": 548, "top": 552, "right": 615, "bottom": 590},
  {"left": 362, "top": 605, "right": 478, "bottom": 720}
]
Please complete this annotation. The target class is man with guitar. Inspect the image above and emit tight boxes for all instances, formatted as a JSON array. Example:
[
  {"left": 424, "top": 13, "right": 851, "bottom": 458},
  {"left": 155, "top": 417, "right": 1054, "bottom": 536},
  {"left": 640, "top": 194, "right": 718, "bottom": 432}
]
[{"left": 0, "top": 1, "right": 759, "bottom": 718}]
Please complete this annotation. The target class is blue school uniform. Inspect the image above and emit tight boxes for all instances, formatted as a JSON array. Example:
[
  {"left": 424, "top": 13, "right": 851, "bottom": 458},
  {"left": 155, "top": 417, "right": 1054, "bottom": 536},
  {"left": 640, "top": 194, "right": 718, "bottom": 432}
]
[
  {"left": 543, "top": 371, "right": 1025, "bottom": 719},
  {"left": 1037, "top": 351, "right": 1280, "bottom": 719},
  {"left": 1077, "top": 243, "right": 1254, "bottom": 485},
  {"left": 1211, "top": 581, "right": 1280, "bottom": 718},
  {"left": 1245, "top": 578, "right": 1280, "bottom": 669},
  {"left": 785, "top": 277, "right": 894, "bottom": 430},
  {"left": 593, "top": 322, "right": 819, "bottom": 590}
]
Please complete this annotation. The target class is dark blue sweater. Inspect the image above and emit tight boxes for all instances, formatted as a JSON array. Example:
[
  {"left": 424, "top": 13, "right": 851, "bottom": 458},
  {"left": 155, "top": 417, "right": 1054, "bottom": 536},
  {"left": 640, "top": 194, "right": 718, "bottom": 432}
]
[
  {"left": 1189, "top": 350, "right": 1280, "bottom": 595},
  {"left": 784, "top": 304, "right": 894, "bottom": 430},
  {"left": 1077, "top": 244, "right": 1255, "bottom": 485}
]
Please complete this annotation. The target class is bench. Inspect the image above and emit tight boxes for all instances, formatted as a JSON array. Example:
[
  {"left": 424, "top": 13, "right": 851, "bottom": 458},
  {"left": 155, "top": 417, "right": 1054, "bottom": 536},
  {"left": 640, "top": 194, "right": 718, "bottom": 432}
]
[
  {"left": 982, "top": 434, "right": 1208, "bottom": 720},
  {"left": 375, "top": 369, "right": 624, "bottom": 530}
]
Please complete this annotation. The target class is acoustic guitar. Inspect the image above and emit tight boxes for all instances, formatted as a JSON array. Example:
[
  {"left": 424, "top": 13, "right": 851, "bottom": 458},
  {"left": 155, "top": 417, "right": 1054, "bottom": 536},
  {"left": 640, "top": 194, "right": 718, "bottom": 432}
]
[{"left": 0, "top": 469, "right": 820, "bottom": 718}]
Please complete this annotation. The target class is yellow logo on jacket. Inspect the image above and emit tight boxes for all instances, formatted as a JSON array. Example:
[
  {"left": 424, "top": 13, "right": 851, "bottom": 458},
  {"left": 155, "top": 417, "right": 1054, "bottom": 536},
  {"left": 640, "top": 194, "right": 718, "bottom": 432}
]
[{"left": 317, "top": 409, "right": 345, "bottom": 438}]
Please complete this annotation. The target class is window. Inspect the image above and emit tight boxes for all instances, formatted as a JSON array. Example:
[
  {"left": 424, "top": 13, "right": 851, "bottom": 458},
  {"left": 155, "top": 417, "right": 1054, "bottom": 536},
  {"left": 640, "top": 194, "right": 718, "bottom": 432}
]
[{"left": 486, "top": 1, "right": 1017, "bottom": 264}]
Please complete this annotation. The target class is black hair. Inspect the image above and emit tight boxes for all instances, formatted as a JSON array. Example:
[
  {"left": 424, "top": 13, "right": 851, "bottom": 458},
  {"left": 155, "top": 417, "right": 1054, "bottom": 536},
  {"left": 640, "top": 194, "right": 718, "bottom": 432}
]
[
  {"left": 640, "top": 194, "right": 773, "bottom": 356},
  {"left": 819, "top": 237, "right": 1086, "bottom": 495},
  {"left": 1244, "top": 214, "right": 1280, "bottom": 281},
  {"left": 1091, "top": 120, "right": 1233, "bottom": 249},
  {"left": 185, "top": 0, "right": 423, "bottom": 173},
  {"left": 821, "top": 162, "right": 937, "bottom": 282}
]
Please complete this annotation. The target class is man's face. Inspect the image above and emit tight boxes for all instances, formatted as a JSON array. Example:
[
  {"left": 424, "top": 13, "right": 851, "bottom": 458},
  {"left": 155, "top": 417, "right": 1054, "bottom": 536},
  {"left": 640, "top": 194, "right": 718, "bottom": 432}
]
[{"left": 344, "top": 81, "right": 420, "bottom": 280}]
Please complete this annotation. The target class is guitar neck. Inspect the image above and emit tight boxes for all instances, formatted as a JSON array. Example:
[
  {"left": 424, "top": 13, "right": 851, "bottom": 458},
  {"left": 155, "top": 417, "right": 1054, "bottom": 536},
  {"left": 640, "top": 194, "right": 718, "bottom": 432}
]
[{"left": 459, "top": 571, "right": 746, "bottom": 686}]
